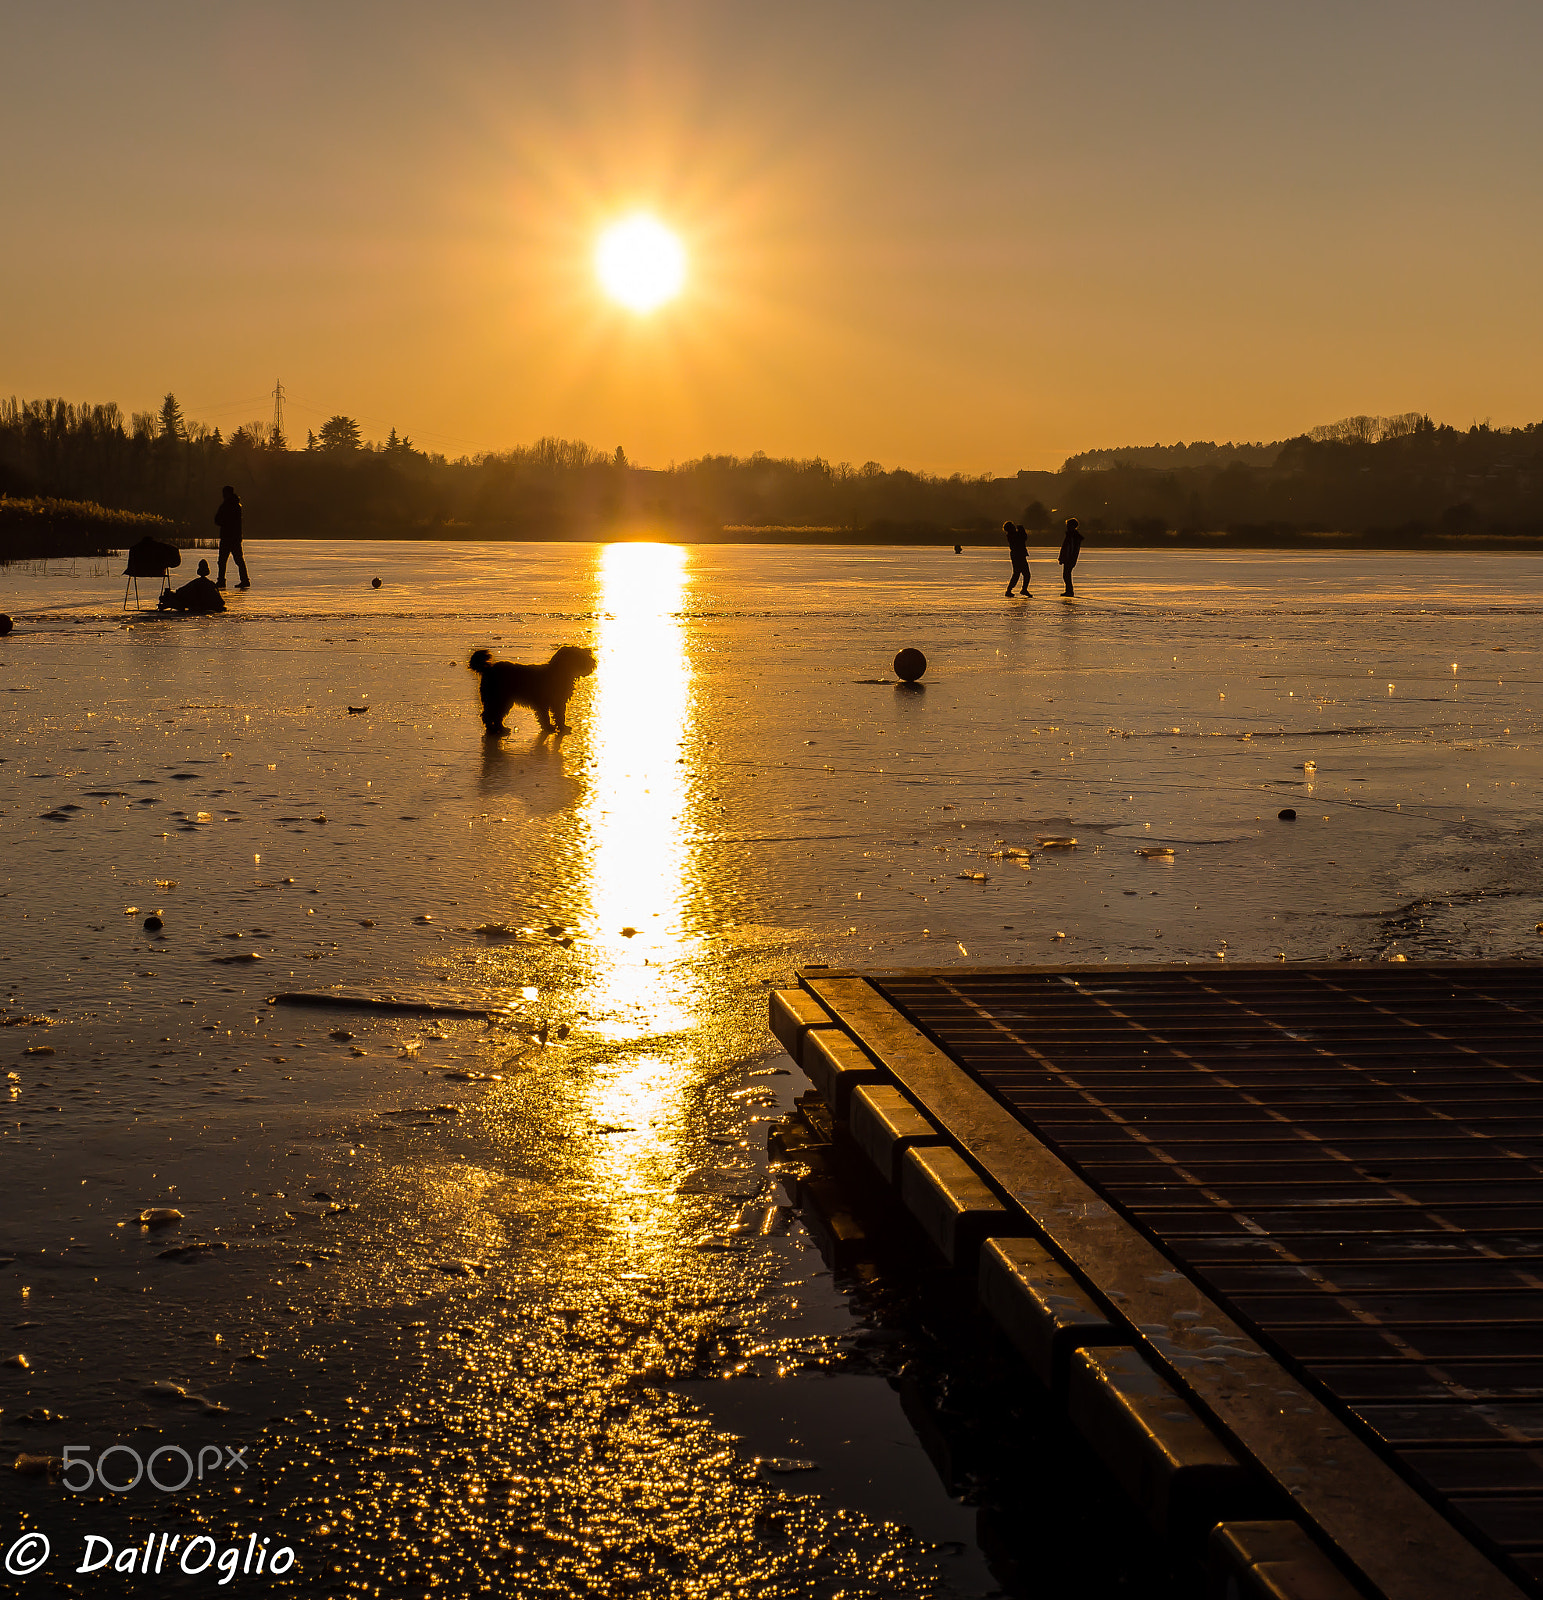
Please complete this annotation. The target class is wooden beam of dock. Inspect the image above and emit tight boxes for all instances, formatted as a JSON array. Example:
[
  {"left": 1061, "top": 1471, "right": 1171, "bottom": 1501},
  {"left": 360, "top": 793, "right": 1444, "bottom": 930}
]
[{"left": 775, "top": 963, "right": 1543, "bottom": 1600}]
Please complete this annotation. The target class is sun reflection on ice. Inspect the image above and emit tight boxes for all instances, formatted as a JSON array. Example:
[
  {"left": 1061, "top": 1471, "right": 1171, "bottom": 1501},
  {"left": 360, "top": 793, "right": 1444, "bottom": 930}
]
[{"left": 578, "top": 542, "right": 702, "bottom": 1208}]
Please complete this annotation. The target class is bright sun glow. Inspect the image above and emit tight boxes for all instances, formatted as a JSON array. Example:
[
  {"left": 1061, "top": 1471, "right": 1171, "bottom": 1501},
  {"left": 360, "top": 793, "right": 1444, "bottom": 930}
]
[{"left": 595, "top": 215, "right": 686, "bottom": 312}]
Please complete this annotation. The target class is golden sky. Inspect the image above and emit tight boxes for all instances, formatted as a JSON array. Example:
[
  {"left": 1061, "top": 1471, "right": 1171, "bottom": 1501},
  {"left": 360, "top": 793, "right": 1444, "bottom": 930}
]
[{"left": 2, "top": 1, "right": 1541, "bottom": 471}]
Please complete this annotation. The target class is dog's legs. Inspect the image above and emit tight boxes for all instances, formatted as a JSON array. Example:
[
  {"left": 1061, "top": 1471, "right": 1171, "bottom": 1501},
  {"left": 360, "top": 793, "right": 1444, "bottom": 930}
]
[
  {"left": 555, "top": 696, "right": 571, "bottom": 735},
  {"left": 479, "top": 682, "right": 511, "bottom": 737}
]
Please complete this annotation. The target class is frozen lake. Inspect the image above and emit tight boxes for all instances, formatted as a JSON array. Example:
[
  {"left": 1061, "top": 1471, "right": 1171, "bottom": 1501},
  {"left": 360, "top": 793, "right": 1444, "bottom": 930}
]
[
  {"left": 9, "top": 540, "right": 1542, "bottom": 975},
  {"left": 2, "top": 540, "right": 1540, "bottom": 1595}
]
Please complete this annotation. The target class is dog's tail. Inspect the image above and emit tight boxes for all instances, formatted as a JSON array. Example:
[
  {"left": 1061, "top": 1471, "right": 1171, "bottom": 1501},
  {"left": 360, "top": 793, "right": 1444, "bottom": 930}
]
[{"left": 468, "top": 649, "right": 492, "bottom": 674}]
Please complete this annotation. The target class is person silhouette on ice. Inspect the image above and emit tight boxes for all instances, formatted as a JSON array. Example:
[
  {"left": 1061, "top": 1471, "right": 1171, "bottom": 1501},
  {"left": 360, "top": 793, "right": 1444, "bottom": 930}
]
[
  {"left": 1058, "top": 517, "right": 1083, "bottom": 596},
  {"left": 1003, "top": 521, "right": 1031, "bottom": 597},
  {"left": 159, "top": 559, "right": 226, "bottom": 614},
  {"left": 214, "top": 485, "right": 250, "bottom": 589}
]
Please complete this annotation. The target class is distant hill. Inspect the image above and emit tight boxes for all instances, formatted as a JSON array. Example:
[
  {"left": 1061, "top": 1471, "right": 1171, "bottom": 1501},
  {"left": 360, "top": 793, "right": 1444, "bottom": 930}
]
[{"left": 1061, "top": 439, "right": 1281, "bottom": 473}]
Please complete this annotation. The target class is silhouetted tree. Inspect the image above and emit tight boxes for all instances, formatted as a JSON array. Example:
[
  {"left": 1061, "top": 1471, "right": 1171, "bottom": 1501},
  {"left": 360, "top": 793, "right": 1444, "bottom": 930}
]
[
  {"left": 159, "top": 393, "right": 186, "bottom": 442},
  {"left": 1308, "top": 412, "right": 1428, "bottom": 445},
  {"left": 318, "top": 415, "right": 362, "bottom": 451}
]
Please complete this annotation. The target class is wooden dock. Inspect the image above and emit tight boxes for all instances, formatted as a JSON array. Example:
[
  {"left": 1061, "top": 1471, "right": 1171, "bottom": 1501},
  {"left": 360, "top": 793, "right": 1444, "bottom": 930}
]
[{"left": 769, "top": 962, "right": 1543, "bottom": 1600}]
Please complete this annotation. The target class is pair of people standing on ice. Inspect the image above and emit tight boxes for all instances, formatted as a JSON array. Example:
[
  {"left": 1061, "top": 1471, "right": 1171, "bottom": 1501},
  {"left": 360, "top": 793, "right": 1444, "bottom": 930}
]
[{"left": 1002, "top": 517, "right": 1082, "bottom": 597}]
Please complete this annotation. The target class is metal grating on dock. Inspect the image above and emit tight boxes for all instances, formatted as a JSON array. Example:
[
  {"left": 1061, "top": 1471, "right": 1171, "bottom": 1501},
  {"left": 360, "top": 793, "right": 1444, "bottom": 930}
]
[{"left": 873, "top": 963, "right": 1543, "bottom": 1590}]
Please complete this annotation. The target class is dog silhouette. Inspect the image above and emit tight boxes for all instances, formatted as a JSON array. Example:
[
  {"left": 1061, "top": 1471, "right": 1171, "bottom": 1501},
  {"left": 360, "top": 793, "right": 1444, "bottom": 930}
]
[{"left": 469, "top": 645, "right": 597, "bottom": 736}]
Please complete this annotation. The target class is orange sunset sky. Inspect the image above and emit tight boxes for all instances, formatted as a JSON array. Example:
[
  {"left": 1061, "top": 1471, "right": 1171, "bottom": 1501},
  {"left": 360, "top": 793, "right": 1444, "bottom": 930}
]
[{"left": 2, "top": 1, "right": 1541, "bottom": 472}]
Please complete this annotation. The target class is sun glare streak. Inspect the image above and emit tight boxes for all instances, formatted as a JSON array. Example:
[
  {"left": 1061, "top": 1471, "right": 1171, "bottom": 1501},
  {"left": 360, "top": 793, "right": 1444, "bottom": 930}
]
[
  {"left": 578, "top": 543, "right": 700, "bottom": 1209},
  {"left": 596, "top": 215, "right": 686, "bottom": 312}
]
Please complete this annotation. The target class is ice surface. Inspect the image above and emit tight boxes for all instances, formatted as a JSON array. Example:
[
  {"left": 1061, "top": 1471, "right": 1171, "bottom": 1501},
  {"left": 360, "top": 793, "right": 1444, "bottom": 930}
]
[
  {"left": 10, "top": 541, "right": 1540, "bottom": 991},
  {"left": 2, "top": 539, "right": 1540, "bottom": 1594}
]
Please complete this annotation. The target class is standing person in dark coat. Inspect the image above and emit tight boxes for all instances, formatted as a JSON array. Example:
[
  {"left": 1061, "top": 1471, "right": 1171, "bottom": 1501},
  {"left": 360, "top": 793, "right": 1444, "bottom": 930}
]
[
  {"left": 1058, "top": 517, "right": 1083, "bottom": 596},
  {"left": 214, "top": 485, "right": 250, "bottom": 589},
  {"left": 1003, "top": 521, "right": 1032, "bottom": 597}
]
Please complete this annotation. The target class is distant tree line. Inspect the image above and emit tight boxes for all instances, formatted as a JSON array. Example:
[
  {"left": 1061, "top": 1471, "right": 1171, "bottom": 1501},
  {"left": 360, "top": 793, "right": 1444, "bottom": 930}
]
[
  {"left": 1060, "top": 438, "right": 1282, "bottom": 473},
  {"left": 3, "top": 394, "right": 1542, "bottom": 549},
  {"left": 1046, "top": 414, "right": 1543, "bottom": 548}
]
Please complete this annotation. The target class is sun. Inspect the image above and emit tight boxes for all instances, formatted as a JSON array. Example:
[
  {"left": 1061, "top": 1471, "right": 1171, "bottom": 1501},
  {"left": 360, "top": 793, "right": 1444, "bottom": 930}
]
[{"left": 595, "top": 215, "right": 686, "bottom": 313}]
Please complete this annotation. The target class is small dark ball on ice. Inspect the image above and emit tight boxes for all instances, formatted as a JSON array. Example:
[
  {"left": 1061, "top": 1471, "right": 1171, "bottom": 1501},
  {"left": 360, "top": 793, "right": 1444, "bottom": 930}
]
[
  {"left": 0, "top": 614, "right": 12, "bottom": 636},
  {"left": 371, "top": 578, "right": 382, "bottom": 589},
  {"left": 1278, "top": 808, "right": 1297, "bottom": 821},
  {"left": 143, "top": 915, "right": 163, "bottom": 931},
  {"left": 953, "top": 544, "right": 961, "bottom": 554},
  {"left": 893, "top": 648, "right": 927, "bottom": 683}
]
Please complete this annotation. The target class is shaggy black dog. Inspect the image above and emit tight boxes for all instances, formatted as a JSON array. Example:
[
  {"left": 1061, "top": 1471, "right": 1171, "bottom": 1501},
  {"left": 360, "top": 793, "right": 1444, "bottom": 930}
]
[{"left": 469, "top": 645, "right": 597, "bottom": 736}]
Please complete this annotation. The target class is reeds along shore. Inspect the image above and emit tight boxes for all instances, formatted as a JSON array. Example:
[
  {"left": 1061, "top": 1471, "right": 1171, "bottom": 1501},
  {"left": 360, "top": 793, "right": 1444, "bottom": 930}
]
[{"left": 0, "top": 496, "right": 188, "bottom": 564}]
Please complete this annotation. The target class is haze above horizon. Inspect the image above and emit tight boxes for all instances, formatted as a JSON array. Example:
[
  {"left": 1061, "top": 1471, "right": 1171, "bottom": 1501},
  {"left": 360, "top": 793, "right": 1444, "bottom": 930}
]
[{"left": 2, "top": 1, "right": 1540, "bottom": 474}]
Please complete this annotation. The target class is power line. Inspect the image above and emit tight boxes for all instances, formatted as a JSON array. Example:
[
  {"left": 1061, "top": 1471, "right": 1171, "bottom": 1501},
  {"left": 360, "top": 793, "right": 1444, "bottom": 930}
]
[
  {"left": 186, "top": 386, "right": 495, "bottom": 455},
  {"left": 280, "top": 390, "right": 494, "bottom": 455},
  {"left": 182, "top": 394, "right": 273, "bottom": 417}
]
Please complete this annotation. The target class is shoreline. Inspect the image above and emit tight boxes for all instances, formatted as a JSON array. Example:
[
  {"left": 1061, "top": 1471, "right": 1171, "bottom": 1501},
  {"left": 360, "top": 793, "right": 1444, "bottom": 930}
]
[{"left": 11, "top": 530, "right": 1543, "bottom": 561}]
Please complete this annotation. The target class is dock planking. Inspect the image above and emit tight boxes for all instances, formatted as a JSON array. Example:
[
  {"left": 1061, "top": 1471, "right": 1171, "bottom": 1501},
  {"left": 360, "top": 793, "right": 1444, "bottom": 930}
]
[{"left": 779, "top": 962, "right": 1543, "bottom": 1599}]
